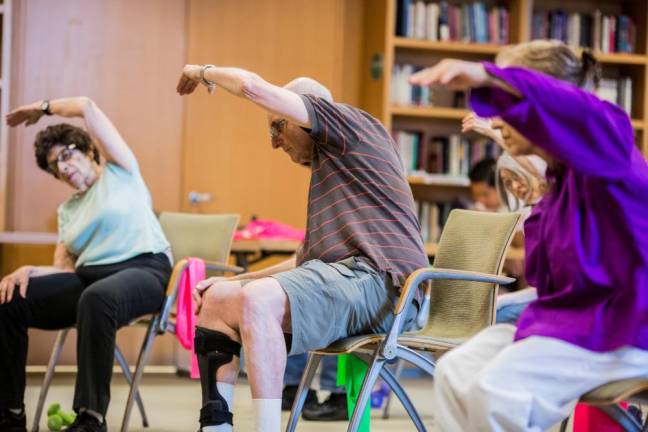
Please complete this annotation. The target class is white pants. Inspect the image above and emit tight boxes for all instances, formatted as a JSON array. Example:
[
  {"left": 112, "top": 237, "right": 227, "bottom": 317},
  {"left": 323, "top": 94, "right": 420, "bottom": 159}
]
[{"left": 432, "top": 324, "right": 648, "bottom": 432}]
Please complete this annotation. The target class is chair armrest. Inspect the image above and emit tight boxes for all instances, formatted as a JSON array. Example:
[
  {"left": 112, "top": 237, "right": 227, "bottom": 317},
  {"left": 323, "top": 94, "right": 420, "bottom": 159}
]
[
  {"left": 380, "top": 267, "right": 515, "bottom": 359},
  {"left": 394, "top": 267, "right": 515, "bottom": 315},
  {"left": 204, "top": 260, "right": 244, "bottom": 275}
]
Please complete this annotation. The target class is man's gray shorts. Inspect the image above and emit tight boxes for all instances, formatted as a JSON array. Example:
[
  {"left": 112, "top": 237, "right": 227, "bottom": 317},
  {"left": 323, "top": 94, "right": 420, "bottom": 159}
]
[{"left": 272, "top": 256, "right": 418, "bottom": 356}]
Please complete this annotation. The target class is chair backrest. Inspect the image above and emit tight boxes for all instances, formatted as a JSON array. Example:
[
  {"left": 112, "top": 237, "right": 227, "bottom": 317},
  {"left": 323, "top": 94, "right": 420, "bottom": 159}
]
[
  {"left": 158, "top": 211, "right": 239, "bottom": 266},
  {"left": 421, "top": 209, "right": 519, "bottom": 340}
]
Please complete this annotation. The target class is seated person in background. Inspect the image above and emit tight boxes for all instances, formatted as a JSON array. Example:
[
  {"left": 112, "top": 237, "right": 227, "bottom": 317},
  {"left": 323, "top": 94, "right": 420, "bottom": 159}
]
[
  {"left": 464, "top": 113, "right": 549, "bottom": 325},
  {"left": 411, "top": 40, "right": 648, "bottom": 431},
  {"left": 282, "top": 354, "right": 346, "bottom": 421},
  {"left": 0, "top": 98, "right": 172, "bottom": 432},
  {"left": 176, "top": 65, "right": 428, "bottom": 431},
  {"left": 467, "top": 156, "right": 503, "bottom": 212}
]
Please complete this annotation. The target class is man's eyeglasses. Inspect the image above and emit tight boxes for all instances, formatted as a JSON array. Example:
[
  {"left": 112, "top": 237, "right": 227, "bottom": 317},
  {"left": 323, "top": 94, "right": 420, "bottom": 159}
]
[
  {"left": 47, "top": 144, "right": 77, "bottom": 176},
  {"left": 269, "top": 119, "right": 287, "bottom": 139}
]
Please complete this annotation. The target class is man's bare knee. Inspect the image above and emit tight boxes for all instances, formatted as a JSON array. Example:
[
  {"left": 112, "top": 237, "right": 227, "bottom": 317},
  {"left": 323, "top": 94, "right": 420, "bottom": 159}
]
[
  {"left": 239, "top": 278, "right": 290, "bottom": 333},
  {"left": 197, "top": 280, "right": 244, "bottom": 337}
]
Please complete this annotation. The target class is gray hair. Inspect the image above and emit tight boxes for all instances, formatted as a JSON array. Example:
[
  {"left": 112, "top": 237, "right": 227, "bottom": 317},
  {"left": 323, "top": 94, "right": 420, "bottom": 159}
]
[{"left": 283, "top": 77, "right": 333, "bottom": 102}]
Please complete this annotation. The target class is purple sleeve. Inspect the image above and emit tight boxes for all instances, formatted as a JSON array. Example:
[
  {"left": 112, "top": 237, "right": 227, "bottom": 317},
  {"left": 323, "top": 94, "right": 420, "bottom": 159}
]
[{"left": 470, "top": 63, "right": 634, "bottom": 178}]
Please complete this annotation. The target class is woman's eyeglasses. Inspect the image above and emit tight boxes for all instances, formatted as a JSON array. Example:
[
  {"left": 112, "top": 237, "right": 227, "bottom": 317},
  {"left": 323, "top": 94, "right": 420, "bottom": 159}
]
[{"left": 47, "top": 144, "right": 77, "bottom": 176}]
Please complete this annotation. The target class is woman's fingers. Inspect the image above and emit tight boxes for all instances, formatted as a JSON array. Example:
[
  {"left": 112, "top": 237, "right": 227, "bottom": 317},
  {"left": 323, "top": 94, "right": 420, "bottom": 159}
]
[{"left": 18, "top": 273, "right": 29, "bottom": 299}]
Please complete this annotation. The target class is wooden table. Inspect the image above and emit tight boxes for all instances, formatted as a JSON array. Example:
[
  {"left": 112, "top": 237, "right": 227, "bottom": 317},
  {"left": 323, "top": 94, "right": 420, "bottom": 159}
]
[
  {"left": 0, "top": 231, "right": 58, "bottom": 245},
  {"left": 230, "top": 239, "right": 301, "bottom": 271}
]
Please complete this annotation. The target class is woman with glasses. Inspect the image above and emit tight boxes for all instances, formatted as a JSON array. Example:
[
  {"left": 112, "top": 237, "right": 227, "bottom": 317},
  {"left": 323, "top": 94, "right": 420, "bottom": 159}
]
[{"left": 0, "top": 97, "right": 172, "bottom": 432}]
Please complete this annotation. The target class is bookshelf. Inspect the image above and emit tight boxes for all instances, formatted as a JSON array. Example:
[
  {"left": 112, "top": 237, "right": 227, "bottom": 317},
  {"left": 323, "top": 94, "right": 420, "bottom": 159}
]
[
  {"left": 0, "top": 0, "right": 12, "bottom": 232},
  {"left": 359, "top": 0, "right": 648, "bottom": 242}
]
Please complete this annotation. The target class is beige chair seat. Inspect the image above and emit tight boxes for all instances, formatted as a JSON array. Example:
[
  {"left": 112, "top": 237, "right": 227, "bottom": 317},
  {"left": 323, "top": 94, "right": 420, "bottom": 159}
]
[{"left": 580, "top": 378, "right": 648, "bottom": 405}]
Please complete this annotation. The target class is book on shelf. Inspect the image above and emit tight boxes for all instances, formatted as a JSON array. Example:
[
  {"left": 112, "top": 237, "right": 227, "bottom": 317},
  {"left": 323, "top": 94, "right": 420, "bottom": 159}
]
[
  {"left": 395, "top": 0, "right": 509, "bottom": 44},
  {"left": 416, "top": 201, "right": 453, "bottom": 243},
  {"left": 395, "top": 130, "right": 502, "bottom": 179},
  {"left": 596, "top": 77, "right": 633, "bottom": 115},
  {"left": 532, "top": 9, "right": 635, "bottom": 53}
]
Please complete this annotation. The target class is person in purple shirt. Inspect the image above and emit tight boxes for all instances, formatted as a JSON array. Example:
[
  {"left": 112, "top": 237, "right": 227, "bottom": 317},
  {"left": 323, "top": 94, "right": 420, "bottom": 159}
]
[{"left": 410, "top": 40, "right": 648, "bottom": 431}]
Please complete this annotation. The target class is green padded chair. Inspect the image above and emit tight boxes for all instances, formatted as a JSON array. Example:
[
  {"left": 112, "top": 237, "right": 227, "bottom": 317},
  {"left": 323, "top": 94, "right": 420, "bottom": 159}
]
[
  {"left": 32, "top": 212, "right": 243, "bottom": 432},
  {"left": 286, "top": 209, "right": 520, "bottom": 432}
]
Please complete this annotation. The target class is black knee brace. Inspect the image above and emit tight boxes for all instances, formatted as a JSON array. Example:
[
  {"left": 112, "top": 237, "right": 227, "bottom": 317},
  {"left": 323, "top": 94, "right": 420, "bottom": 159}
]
[{"left": 194, "top": 326, "right": 241, "bottom": 429}]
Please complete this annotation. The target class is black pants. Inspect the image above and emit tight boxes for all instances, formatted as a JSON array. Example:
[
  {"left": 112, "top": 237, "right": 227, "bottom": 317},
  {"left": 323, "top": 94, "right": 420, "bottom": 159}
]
[{"left": 0, "top": 252, "right": 171, "bottom": 415}]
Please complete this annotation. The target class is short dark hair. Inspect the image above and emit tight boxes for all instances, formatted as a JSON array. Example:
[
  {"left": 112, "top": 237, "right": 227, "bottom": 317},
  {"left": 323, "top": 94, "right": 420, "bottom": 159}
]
[
  {"left": 469, "top": 157, "right": 497, "bottom": 187},
  {"left": 34, "top": 123, "right": 100, "bottom": 173}
]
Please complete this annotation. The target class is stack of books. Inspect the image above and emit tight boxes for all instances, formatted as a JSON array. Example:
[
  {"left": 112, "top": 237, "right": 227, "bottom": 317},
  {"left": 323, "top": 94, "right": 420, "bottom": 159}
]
[
  {"left": 395, "top": 0, "right": 509, "bottom": 44},
  {"left": 532, "top": 10, "right": 635, "bottom": 53}
]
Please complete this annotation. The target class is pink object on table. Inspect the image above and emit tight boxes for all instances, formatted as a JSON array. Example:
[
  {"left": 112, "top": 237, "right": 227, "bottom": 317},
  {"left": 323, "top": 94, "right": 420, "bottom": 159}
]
[
  {"left": 175, "top": 257, "right": 206, "bottom": 379},
  {"left": 573, "top": 402, "right": 628, "bottom": 432},
  {"left": 233, "top": 219, "right": 305, "bottom": 242}
]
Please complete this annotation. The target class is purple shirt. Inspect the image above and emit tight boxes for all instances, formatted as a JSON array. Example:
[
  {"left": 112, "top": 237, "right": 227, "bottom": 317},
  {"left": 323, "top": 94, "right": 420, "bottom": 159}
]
[{"left": 471, "top": 63, "right": 648, "bottom": 352}]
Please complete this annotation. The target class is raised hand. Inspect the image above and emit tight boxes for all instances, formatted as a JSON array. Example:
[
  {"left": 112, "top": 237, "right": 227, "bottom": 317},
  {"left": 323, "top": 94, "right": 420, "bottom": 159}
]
[
  {"left": 409, "top": 59, "right": 489, "bottom": 90},
  {"left": 462, "top": 112, "right": 504, "bottom": 145},
  {"left": 176, "top": 64, "right": 215, "bottom": 96},
  {"left": 6, "top": 103, "right": 44, "bottom": 127}
]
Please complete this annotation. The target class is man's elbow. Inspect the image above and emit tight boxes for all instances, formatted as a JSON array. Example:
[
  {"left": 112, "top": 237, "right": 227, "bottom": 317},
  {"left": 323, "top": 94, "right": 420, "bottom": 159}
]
[{"left": 239, "top": 72, "right": 269, "bottom": 103}]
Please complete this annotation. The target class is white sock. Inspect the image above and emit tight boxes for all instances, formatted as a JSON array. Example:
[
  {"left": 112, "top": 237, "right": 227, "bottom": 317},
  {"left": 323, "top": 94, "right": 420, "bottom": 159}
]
[
  {"left": 252, "top": 398, "right": 281, "bottom": 432},
  {"left": 8, "top": 408, "right": 23, "bottom": 415},
  {"left": 202, "top": 382, "right": 235, "bottom": 432}
]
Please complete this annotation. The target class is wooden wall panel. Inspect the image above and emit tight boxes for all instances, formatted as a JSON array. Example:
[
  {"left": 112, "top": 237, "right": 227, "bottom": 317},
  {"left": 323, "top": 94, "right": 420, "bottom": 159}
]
[
  {"left": 182, "top": 0, "right": 364, "bottom": 228},
  {"left": 6, "top": 0, "right": 187, "bottom": 365},
  {"left": 7, "top": 0, "right": 186, "bottom": 232}
]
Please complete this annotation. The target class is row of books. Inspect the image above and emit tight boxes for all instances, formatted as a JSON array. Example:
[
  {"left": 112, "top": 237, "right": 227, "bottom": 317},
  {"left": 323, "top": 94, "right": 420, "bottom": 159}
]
[
  {"left": 597, "top": 77, "right": 633, "bottom": 115},
  {"left": 392, "top": 64, "right": 432, "bottom": 106},
  {"left": 396, "top": 131, "right": 502, "bottom": 178},
  {"left": 395, "top": 0, "right": 509, "bottom": 44},
  {"left": 531, "top": 10, "right": 636, "bottom": 53},
  {"left": 391, "top": 63, "right": 466, "bottom": 107},
  {"left": 415, "top": 201, "right": 453, "bottom": 243}
]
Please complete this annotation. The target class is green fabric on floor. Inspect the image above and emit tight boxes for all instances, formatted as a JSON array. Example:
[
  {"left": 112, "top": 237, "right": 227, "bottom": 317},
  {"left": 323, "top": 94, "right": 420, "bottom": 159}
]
[{"left": 337, "top": 354, "right": 371, "bottom": 432}]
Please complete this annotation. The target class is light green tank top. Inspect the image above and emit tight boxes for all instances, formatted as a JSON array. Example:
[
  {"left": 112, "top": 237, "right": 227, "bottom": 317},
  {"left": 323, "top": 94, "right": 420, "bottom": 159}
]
[{"left": 58, "top": 159, "right": 170, "bottom": 268}]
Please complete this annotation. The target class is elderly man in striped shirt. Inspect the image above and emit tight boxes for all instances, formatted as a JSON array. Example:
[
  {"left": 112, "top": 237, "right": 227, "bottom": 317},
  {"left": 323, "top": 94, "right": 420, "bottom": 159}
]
[{"left": 177, "top": 64, "right": 428, "bottom": 432}]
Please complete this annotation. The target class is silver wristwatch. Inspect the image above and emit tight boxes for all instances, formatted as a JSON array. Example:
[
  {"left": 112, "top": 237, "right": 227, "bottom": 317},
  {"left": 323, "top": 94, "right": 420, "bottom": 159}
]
[{"left": 199, "top": 64, "right": 216, "bottom": 88}]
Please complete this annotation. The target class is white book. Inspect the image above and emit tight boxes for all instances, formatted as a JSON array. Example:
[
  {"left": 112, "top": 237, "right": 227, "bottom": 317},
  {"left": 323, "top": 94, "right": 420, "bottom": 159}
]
[
  {"left": 420, "top": 202, "right": 430, "bottom": 242},
  {"left": 449, "top": 134, "right": 460, "bottom": 176},
  {"left": 622, "top": 77, "right": 632, "bottom": 115},
  {"left": 407, "top": 3, "right": 415, "bottom": 38},
  {"left": 391, "top": 65, "right": 400, "bottom": 103},
  {"left": 601, "top": 16, "right": 610, "bottom": 53},
  {"left": 399, "top": 64, "right": 414, "bottom": 106},
  {"left": 568, "top": 13, "right": 580, "bottom": 48},
  {"left": 414, "top": 1, "right": 427, "bottom": 39},
  {"left": 426, "top": 3, "right": 439, "bottom": 41},
  {"left": 596, "top": 78, "right": 618, "bottom": 105}
]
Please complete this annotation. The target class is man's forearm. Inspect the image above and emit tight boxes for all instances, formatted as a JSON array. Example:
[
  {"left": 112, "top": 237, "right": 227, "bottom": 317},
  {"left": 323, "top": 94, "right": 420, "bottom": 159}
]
[
  {"left": 231, "top": 256, "right": 297, "bottom": 281},
  {"left": 184, "top": 66, "right": 257, "bottom": 99}
]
